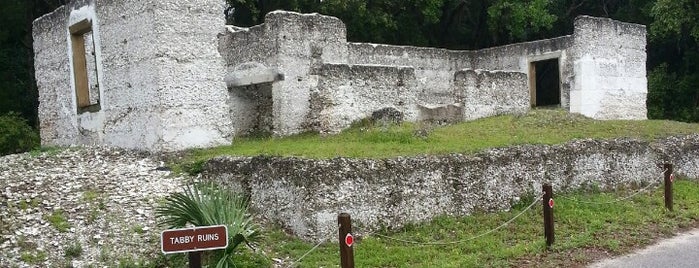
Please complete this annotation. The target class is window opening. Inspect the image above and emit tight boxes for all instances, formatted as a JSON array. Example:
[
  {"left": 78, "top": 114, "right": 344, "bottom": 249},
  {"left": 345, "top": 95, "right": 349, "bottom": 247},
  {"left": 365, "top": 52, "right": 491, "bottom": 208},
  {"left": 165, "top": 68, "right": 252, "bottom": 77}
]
[{"left": 69, "top": 19, "right": 101, "bottom": 113}]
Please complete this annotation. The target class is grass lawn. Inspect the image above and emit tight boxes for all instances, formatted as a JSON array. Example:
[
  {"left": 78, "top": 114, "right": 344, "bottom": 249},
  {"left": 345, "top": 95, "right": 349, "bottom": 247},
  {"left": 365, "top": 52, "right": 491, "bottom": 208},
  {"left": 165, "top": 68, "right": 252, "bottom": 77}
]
[
  {"left": 173, "top": 110, "right": 698, "bottom": 174},
  {"left": 164, "top": 110, "right": 699, "bottom": 266},
  {"left": 231, "top": 179, "right": 699, "bottom": 267}
]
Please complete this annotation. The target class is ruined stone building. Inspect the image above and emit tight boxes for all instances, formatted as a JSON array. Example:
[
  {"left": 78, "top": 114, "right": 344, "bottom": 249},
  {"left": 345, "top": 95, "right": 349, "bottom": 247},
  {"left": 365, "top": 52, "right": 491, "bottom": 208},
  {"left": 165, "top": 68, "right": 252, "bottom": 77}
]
[{"left": 33, "top": 0, "right": 648, "bottom": 151}]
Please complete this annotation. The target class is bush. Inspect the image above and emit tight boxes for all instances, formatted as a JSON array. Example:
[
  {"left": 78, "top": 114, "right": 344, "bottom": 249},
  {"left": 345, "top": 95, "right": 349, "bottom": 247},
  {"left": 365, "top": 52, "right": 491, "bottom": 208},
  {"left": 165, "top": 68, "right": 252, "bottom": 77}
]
[
  {"left": 0, "top": 112, "right": 39, "bottom": 155},
  {"left": 156, "top": 183, "right": 260, "bottom": 268}
]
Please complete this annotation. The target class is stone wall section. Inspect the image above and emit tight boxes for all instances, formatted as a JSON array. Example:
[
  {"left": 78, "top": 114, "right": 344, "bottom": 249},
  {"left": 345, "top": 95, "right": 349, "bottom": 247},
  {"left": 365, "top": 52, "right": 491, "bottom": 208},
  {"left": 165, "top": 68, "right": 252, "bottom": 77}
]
[
  {"left": 96, "top": 0, "right": 162, "bottom": 150},
  {"left": 348, "top": 44, "right": 472, "bottom": 106},
  {"left": 152, "top": 0, "right": 230, "bottom": 150},
  {"left": 34, "top": 6, "right": 72, "bottom": 146},
  {"left": 34, "top": 0, "right": 229, "bottom": 151},
  {"left": 309, "top": 64, "right": 417, "bottom": 133},
  {"left": 456, "top": 69, "right": 529, "bottom": 120},
  {"left": 203, "top": 135, "right": 699, "bottom": 241},
  {"left": 571, "top": 16, "right": 648, "bottom": 119},
  {"left": 265, "top": 12, "right": 348, "bottom": 136}
]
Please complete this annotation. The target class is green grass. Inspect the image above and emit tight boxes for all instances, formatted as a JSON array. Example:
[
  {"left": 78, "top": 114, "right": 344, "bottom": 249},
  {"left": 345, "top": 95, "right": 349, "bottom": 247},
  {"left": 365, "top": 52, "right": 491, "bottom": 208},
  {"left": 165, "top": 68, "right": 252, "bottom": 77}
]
[
  {"left": 239, "top": 179, "right": 699, "bottom": 267},
  {"left": 174, "top": 110, "right": 699, "bottom": 173},
  {"left": 64, "top": 242, "right": 83, "bottom": 259},
  {"left": 20, "top": 250, "right": 47, "bottom": 264},
  {"left": 46, "top": 209, "right": 71, "bottom": 233}
]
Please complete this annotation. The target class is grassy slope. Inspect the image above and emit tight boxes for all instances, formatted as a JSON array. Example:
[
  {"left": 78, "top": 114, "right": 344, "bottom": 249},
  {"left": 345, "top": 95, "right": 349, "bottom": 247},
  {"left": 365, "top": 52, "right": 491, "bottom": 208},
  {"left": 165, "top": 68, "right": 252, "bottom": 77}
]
[
  {"left": 175, "top": 110, "right": 698, "bottom": 267},
  {"left": 178, "top": 110, "right": 698, "bottom": 171}
]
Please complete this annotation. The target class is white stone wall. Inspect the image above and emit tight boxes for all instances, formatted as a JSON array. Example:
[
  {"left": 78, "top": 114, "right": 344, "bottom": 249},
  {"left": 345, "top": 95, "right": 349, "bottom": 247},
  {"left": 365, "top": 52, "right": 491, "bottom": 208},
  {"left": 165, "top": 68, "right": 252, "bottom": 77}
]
[
  {"left": 34, "top": 0, "right": 229, "bottom": 151},
  {"left": 34, "top": 6, "right": 73, "bottom": 146},
  {"left": 457, "top": 69, "right": 529, "bottom": 120},
  {"left": 265, "top": 11, "right": 348, "bottom": 136},
  {"left": 96, "top": 0, "right": 162, "bottom": 149},
  {"left": 310, "top": 64, "right": 418, "bottom": 133},
  {"left": 473, "top": 36, "right": 574, "bottom": 109},
  {"left": 35, "top": 7, "right": 648, "bottom": 151},
  {"left": 571, "top": 16, "right": 648, "bottom": 119},
  {"left": 348, "top": 44, "right": 473, "bottom": 105},
  {"left": 152, "top": 0, "right": 230, "bottom": 150}
]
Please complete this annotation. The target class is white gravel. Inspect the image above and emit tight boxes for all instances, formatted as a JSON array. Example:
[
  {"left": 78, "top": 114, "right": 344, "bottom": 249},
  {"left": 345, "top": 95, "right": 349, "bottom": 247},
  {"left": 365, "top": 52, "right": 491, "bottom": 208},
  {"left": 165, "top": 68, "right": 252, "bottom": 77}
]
[{"left": 0, "top": 147, "right": 188, "bottom": 267}]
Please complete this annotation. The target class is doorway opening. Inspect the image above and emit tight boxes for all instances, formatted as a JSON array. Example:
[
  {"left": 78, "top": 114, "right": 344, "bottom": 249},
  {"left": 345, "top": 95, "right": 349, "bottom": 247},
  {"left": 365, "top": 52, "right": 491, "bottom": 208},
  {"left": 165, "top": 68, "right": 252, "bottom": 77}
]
[{"left": 530, "top": 58, "right": 561, "bottom": 107}]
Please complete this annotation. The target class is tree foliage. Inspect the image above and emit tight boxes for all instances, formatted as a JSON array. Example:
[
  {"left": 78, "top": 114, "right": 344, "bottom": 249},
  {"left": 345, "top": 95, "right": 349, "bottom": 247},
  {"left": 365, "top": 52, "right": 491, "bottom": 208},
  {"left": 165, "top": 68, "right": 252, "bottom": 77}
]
[
  {"left": 0, "top": 112, "right": 39, "bottom": 155},
  {"left": 0, "top": 0, "right": 65, "bottom": 128},
  {"left": 486, "top": 0, "right": 557, "bottom": 44}
]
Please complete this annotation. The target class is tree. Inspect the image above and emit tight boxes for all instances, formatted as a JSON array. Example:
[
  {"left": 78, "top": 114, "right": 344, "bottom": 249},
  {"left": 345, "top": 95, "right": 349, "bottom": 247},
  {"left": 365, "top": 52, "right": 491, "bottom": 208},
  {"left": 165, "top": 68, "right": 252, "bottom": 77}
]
[
  {"left": 486, "top": 0, "right": 557, "bottom": 45},
  {"left": 647, "top": 0, "right": 699, "bottom": 121},
  {"left": 0, "top": 0, "right": 65, "bottom": 128}
]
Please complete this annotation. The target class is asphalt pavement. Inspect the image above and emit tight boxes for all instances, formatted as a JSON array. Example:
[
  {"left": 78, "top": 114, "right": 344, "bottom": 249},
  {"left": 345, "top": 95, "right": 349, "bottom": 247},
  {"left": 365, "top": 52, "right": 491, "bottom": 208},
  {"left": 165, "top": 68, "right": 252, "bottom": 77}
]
[{"left": 588, "top": 228, "right": 699, "bottom": 268}]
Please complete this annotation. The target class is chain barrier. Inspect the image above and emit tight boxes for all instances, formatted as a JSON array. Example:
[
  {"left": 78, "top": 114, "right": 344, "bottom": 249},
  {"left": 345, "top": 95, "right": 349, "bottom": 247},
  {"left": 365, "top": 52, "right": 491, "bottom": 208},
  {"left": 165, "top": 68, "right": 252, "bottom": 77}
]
[
  {"left": 557, "top": 169, "right": 668, "bottom": 205},
  {"left": 363, "top": 194, "right": 541, "bottom": 246}
]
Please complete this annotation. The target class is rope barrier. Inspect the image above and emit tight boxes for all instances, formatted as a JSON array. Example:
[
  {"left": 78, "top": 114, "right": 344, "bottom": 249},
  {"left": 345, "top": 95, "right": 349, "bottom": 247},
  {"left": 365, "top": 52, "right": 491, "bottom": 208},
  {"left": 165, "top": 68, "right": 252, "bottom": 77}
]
[
  {"left": 368, "top": 194, "right": 542, "bottom": 246},
  {"left": 292, "top": 227, "right": 336, "bottom": 266},
  {"left": 558, "top": 169, "right": 668, "bottom": 205}
]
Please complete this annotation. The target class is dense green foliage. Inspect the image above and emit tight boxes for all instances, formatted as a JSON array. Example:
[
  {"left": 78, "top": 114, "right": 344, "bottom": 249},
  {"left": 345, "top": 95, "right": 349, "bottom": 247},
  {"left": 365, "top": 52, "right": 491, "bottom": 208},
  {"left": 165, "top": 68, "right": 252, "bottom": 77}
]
[
  {"left": 0, "top": 113, "right": 39, "bottom": 155},
  {"left": 0, "top": 0, "right": 64, "bottom": 128},
  {"left": 155, "top": 184, "right": 260, "bottom": 268}
]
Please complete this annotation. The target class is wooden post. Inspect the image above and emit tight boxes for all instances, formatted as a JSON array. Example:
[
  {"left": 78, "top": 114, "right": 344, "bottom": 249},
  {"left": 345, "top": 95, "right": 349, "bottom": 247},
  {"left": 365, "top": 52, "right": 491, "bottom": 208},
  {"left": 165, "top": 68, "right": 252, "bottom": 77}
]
[
  {"left": 188, "top": 251, "right": 202, "bottom": 268},
  {"left": 338, "top": 213, "right": 355, "bottom": 268},
  {"left": 664, "top": 163, "right": 674, "bottom": 211},
  {"left": 543, "top": 184, "right": 555, "bottom": 249}
]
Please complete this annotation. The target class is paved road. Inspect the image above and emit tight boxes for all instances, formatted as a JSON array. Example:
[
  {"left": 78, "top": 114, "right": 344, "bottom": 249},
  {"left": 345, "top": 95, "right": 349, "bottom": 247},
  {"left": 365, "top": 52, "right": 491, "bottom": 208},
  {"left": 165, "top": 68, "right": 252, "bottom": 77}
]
[{"left": 588, "top": 228, "right": 699, "bottom": 268}]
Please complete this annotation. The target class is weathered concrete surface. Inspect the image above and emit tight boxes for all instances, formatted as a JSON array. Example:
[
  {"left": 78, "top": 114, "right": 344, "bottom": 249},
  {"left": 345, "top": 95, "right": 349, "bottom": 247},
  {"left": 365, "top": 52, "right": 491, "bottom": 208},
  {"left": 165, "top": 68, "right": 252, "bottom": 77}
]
[{"left": 202, "top": 135, "right": 699, "bottom": 241}]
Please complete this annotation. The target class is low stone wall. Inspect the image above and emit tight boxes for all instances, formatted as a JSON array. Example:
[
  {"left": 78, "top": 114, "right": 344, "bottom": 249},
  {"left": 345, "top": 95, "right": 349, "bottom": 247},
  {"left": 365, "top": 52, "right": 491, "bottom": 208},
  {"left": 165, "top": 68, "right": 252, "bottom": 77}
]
[{"left": 202, "top": 135, "right": 699, "bottom": 241}]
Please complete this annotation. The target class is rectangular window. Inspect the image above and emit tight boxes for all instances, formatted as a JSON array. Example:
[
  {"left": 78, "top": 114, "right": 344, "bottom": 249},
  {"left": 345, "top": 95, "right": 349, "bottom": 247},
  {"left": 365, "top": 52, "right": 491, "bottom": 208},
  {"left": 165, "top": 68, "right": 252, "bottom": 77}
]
[{"left": 69, "top": 18, "right": 100, "bottom": 113}]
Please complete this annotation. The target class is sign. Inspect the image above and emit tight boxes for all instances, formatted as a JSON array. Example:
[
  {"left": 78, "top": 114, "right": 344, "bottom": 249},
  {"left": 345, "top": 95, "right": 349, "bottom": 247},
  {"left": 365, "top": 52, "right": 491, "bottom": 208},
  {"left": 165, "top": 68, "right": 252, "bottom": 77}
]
[
  {"left": 345, "top": 233, "right": 354, "bottom": 247},
  {"left": 161, "top": 225, "right": 228, "bottom": 254},
  {"left": 548, "top": 198, "right": 554, "bottom": 209},
  {"left": 670, "top": 173, "right": 675, "bottom": 183}
]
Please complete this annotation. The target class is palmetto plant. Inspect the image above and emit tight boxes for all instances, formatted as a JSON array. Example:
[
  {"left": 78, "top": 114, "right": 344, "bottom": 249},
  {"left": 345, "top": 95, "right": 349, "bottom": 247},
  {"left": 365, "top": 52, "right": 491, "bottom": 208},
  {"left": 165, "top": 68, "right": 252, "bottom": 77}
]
[{"left": 156, "top": 183, "right": 260, "bottom": 268}]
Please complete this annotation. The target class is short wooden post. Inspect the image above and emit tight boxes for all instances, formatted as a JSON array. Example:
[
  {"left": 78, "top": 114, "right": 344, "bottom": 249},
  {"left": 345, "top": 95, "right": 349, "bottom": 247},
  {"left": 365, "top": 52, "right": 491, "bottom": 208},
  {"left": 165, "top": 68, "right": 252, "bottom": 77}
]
[
  {"left": 543, "top": 184, "right": 555, "bottom": 249},
  {"left": 664, "top": 163, "right": 674, "bottom": 211},
  {"left": 338, "top": 213, "right": 355, "bottom": 268},
  {"left": 188, "top": 251, "right": 202, "bottom": 268}
]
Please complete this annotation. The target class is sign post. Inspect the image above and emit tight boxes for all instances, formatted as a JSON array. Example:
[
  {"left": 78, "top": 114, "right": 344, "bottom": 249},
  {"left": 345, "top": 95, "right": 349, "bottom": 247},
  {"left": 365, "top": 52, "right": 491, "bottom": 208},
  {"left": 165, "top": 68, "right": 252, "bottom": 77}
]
[
  {"left": 664, "top": 163, "right": 674, "bottom": 211},
  {"left": 161, "top": 225, "right": 229, "bottom": 268},
  {"left": 338, "top": 213, "right": 354, "bottom": 268},
  {"left": 543, "top": 184, "right": 555, "bottom": 249}
]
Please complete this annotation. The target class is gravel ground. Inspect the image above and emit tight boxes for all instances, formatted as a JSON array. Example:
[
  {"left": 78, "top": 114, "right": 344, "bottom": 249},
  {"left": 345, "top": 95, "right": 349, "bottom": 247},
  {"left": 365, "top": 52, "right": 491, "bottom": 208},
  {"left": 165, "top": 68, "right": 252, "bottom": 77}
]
[{"left": 0, "top": 147, "right": 188, "bottom": 267}]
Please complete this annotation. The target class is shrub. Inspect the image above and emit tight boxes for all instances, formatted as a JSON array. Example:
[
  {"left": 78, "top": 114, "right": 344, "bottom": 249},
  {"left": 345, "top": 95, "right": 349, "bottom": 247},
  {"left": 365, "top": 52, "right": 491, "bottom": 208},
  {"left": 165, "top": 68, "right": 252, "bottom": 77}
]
[
  {"left": 156, "top": 183, "right": 260, "bottom": 268},
  {"left": 0, "top": 112, "right": 39, "bottom": 155}
]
